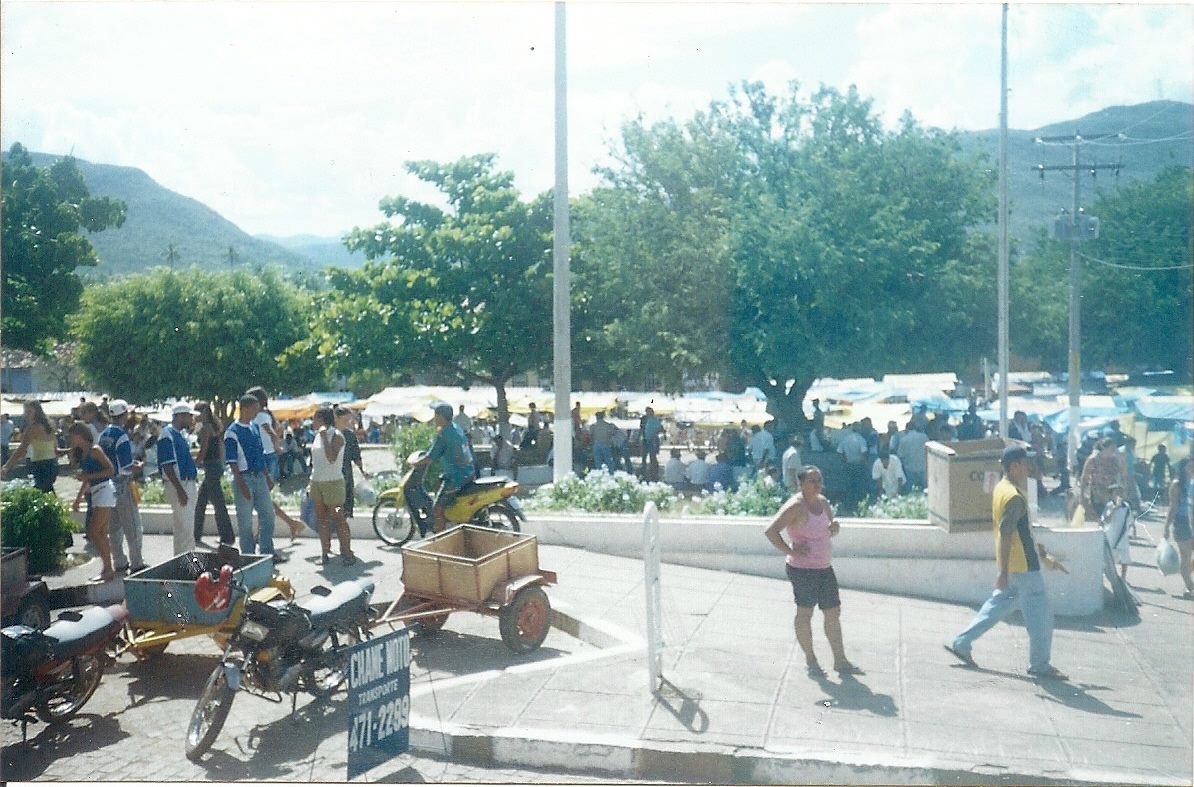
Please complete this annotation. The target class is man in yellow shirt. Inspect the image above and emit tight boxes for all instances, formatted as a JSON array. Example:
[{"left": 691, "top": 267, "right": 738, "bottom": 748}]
[{"left": 945, "top": 445, "right": 1068, "bottom": 680}]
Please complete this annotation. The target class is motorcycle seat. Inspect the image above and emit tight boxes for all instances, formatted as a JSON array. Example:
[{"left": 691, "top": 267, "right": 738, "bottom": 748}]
[
  {"left": 296, "top": 579, "right": 374, "bottom": 629},
  {"left": 461, "top": 476, "right": 510, "bottom": 492},
  {"left": 42, "top": 605, "right": 124, "bottom": 659}
]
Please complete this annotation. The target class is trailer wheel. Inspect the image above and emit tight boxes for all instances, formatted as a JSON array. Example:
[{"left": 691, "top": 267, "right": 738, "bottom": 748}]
[{"left": 499, "top": 585, "right": 550, "bottom": 653}]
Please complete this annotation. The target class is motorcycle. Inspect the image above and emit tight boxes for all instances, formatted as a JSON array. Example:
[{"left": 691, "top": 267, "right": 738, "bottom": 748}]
[
  {"left": 371, "top": 450, "right": 525, "bottom": 546},
  {"left": 185, "top": 556, "right": 375, "bottom": 761},
  {"left": 2, "top": 603, "right": 128, "bottom": 740}
]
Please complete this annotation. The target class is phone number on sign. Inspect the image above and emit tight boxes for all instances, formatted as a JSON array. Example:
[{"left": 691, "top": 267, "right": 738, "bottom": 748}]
[{"left": 348, "top": 696, "right": 411, "bottom": 752}]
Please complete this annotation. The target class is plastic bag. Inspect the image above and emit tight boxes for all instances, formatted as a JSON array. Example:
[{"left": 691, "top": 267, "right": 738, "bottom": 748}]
[
  {"left": 1157, "top": 538, "right": 1180, "bottom": 576},
  {"left": 355, "top": 481, "right": 377, "bottom": 507},
  {"left": 300, "top": 491, "right": 318, "bottom": 533}
]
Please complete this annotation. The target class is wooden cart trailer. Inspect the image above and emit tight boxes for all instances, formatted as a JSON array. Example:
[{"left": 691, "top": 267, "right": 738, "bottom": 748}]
[{"left": 368, "top": 525, "right": 556, "bottom": 653}]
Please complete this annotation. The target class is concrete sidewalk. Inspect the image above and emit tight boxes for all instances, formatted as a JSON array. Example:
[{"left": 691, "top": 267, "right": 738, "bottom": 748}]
[
  {"left": 10, "top": 530, "right": 1192, "bottom": 785},
  {"left": 411, "top": 539, "right": 1192, "bottom": 785}
]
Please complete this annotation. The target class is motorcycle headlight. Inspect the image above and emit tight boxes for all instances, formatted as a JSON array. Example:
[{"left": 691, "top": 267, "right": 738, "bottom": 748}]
[{"left": 241, "top": 621, "right": 270, "bottom": 642}]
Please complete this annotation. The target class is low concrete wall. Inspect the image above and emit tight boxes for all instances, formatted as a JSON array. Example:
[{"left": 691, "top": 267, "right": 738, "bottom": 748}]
[
  {"left": 522, "top": 514, "right": 1105, "bottom": 617},
  {"left": 82, "top": 506, "right": 1105, "bottom": 616}
]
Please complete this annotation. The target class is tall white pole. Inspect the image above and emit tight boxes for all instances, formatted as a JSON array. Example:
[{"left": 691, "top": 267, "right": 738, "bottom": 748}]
[
  {"left": 552, "top": 1, "right": 573, "bottom": 481},
  {"left": 997, "top": 3, "right": 1010, "bottom": 440}
]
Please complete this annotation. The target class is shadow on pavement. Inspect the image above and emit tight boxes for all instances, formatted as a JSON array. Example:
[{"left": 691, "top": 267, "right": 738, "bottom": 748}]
[
  {"left": 198, "top": 695, "right": 343, "bottom": 781},
  {"left": 654, "top": 677, "right": 709, "bottom": 733},
  {"left": 951, "top": 663, "right": 1143, "bottom": 719},
  {"left": 410, "top": 629, "right": 573, "bottom": 675},
  {"left": 811, "top": 673, "right": 899, "bottom": 716},
  {"left": 122, "top": 653, "right": 220, "bottom": 708},
  {"left": 1, "top": 713, "right": 130, "bottom": 781},
  {"left": 375, "top": 764, "right": 429, "bottom": 782},
  {"left": 1036, "top": 680, "right": 1145, "bottom": 719}
]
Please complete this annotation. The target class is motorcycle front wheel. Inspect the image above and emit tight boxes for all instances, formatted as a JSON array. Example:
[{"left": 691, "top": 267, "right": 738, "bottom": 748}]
[
  {"left": 185, "top": 666, "right": 237, "bottom": 761},
  {"left": 301, "top": 628, "right": 362, "bottom": 697},
  {"left": 35, "top": 655, "right": 103, "bottom": 723},
  {"left": 470, "top": 503, "right": 521, "bottom": 533},
  {"left": 372, "top": 498, "right": 416, "bottom": 546}
]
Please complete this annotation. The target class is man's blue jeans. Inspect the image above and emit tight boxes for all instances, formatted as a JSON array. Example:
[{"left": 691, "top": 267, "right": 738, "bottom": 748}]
[
  {"left": 593, "top": 444, "right": 613, "bottom": 471},
  {"left": 233, "top": 471, "right": 275, "bottom": 556},
  {"left": 952, "top": 569, "right": 1053, "bottom": 672}
]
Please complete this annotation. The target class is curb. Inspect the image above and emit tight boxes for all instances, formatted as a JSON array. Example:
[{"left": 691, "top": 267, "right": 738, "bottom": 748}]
[
  {"left": 401, "top": 607, "right": 1179, "bottom": 787},
  {"left": 405, "top": 720, "right": 1184, "bottom": 786}
]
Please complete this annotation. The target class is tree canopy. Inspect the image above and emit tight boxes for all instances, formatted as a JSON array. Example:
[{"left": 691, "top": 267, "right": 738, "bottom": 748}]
[
  {"left": 299, "top": 155, "right": 553, "bottom": 431},
  {"left": 575, "top": 82, "right": 997, "bottom": 427},
  {"left": 72, "top": 267, "right": 323, "bottom": 413},
  {"left": 1012, "top": 166, "right": 1193, "bottom": 376},
  {"left": 2, "top": 143, "right": 127, "bottom": 353}
]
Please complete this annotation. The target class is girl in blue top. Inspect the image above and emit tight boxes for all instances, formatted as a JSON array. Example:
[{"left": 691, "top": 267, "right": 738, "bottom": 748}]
[{"left": 68, "top": 422, "right": 117, "bottom": 583}]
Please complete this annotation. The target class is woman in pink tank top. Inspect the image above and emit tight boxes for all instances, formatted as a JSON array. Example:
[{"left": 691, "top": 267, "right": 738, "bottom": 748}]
[{"left": 765, "top": 465, "right": 863, "bottom": 677}]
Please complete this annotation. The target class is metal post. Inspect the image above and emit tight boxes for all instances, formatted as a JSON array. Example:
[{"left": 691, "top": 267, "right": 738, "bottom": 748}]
[
  {"left": 997, "top": 3, "right": 1010, "bottom": 441},
  {"left": 643, "top": 501, "right": 663, "bottom": 694},
  {"left": 552, "top": 0, "right": 573, "bottom": 481},
  {"left": 1068, "top": 135, "right": 1082, "bottom": 471}
]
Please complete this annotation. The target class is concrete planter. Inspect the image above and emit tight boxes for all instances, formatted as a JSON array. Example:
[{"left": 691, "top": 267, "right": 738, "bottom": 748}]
[
  {"left": 522, "top": 512, "right": 1105, "bottom": 617},
  {"left": 79, "top": 505, "right": 1105, "bottom": 616}
]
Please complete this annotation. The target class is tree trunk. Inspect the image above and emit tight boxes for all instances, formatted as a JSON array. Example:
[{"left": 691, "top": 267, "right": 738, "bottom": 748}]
[
  {"left": 758, "top": 378, "right": 812, "bottom": 440},
  {"left": 494, "top": 379, "right": 511, "bottom": 440}
]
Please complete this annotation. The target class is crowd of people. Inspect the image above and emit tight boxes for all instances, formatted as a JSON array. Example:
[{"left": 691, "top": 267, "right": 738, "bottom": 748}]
[{"left": 0, "top": 390, "right": 376, "bottom": 580}]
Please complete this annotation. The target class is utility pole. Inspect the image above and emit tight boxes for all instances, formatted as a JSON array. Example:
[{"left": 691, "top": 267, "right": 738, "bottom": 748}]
[
  {"left": 997, "top": 3, "right": 1009, "bottom": 440},
  {"left": 1032, "top": 134, "right": 1120, "bottom": 470},
  {"left": 551, "top": 0, "right": 573, "bottom": 481}
]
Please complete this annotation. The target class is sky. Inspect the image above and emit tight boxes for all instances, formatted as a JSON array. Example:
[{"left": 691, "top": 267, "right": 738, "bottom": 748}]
[{"left": 2, "top": 1, "right": 1192, "bottom": 238}]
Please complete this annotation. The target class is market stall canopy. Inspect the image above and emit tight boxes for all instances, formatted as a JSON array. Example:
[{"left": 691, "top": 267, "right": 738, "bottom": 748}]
[{"left": 1134, "top": 396, "right": 1194, "bottom": 424}]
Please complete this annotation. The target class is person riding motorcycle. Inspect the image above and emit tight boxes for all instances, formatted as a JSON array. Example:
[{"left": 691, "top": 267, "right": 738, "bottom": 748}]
[{"left": 417, "top": 403, "right": 476, "bottom": 534}]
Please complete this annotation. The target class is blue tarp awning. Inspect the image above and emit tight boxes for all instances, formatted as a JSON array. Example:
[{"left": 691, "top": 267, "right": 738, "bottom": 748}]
[{"left": 1134, "top": 397, "right": 1194, "bottom": 423}]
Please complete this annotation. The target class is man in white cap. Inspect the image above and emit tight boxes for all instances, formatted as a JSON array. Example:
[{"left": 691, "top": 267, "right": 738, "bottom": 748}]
[
  {"left": 98, "top": 399, "right": 145, "bottom": 573},
  {"left": 158, "top": 403, "right": 199, "bottom": 555}
]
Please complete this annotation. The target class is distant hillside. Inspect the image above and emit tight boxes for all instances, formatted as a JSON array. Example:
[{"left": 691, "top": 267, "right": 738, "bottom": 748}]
[
  {"left": 957, "top": 100, "right": 1193, "bottom": 241},
  {"left": 14, "top": 152, "right": 315, "bottom": 276},
  {"left": 8, "top": 101, "right": 1189, "bottom": 277},
  {"left": 256, "top": 233, "right": 366, "bottom": 269}
]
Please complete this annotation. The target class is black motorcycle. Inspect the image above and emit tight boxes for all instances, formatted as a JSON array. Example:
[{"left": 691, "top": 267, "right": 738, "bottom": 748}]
[
  {"left": 185, "top": 564, "right": 375, "bottom": 761},
  {"left": 2, "top": 604, "right": 128, "bottom": 740}
]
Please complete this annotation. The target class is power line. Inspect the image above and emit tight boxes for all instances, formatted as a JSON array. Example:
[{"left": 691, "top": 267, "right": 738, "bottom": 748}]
[
  {"left": 1078, "top": 250, "right": 1193, "bottom": 272},
  {"left": 1084, "top": 131, "right": 1194, "bottom": 148}
]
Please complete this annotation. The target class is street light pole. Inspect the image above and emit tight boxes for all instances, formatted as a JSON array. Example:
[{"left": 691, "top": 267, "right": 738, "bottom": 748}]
[
  {"left": 552, "top": 0, "right": 573, "bottom": 481},
  {"left": 997, "top": 3, "right": 1010, "bottom": 440}
]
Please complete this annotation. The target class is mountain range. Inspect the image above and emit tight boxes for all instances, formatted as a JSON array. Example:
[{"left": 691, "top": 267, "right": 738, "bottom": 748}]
[{"left": 10, "top": 100, "right": 1191, "bottom": 276}]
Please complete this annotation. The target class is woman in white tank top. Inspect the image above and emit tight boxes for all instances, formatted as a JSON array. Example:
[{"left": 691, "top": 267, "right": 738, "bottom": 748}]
[{"left": 308, "top": 407, "right": 355, "bottom": 565}]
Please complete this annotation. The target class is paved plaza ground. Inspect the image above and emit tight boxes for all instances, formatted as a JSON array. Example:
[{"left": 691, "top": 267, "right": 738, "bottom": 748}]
[{"left": 2, "top": 503, "right": 1191, "bottom": 785}]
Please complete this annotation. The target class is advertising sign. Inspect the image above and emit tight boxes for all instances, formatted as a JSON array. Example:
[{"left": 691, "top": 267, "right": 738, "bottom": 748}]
[{"left": 346, "top": 627, "right": 410, "bottom": 780}]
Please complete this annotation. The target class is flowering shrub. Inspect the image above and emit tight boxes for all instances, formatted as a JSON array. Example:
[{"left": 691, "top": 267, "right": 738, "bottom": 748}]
[
  {"left": 684, "top": 476, "right": 788, "bottom": 517},
  {"left": 526, "top": 472, "right": 929, "bottom": 520},
  {"left": 526, "top": 470, "right": 679, "bottom": 514},
  {"left": 856, "top": 491, "right": 929, "bottom": 520}
]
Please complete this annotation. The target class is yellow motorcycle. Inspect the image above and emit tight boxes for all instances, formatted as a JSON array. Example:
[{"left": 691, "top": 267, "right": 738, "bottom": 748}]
[{"left": 371, "top": 451, "right": 524, "bottom": 545}]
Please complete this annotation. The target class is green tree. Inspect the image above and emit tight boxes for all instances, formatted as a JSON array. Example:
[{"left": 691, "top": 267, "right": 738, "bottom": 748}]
[
  {"left": 571, "top": 115, "right": 737, "bottom": 390},
  {"left": 725, "top": 86, "right": 995, "bottom": 426},
  {"left": 580, "top": 82, "right": 996, "bottom": 428},
  {"left": 72, "top": 268, "right": 324, "bottom": 415},
  {"left": 303, "top": 155, "right": 552, "bottom": 433},
  {"left": 1013, "top": 166, "right": 1193, "bottom": 376},
  {"left": 2, "top": 143, "right": 127, "bottom": 353}
]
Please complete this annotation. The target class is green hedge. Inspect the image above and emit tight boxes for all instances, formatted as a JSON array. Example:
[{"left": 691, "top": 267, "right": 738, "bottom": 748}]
[{"left": 1, "top": 484, "right": 79, "bottom": 573}]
